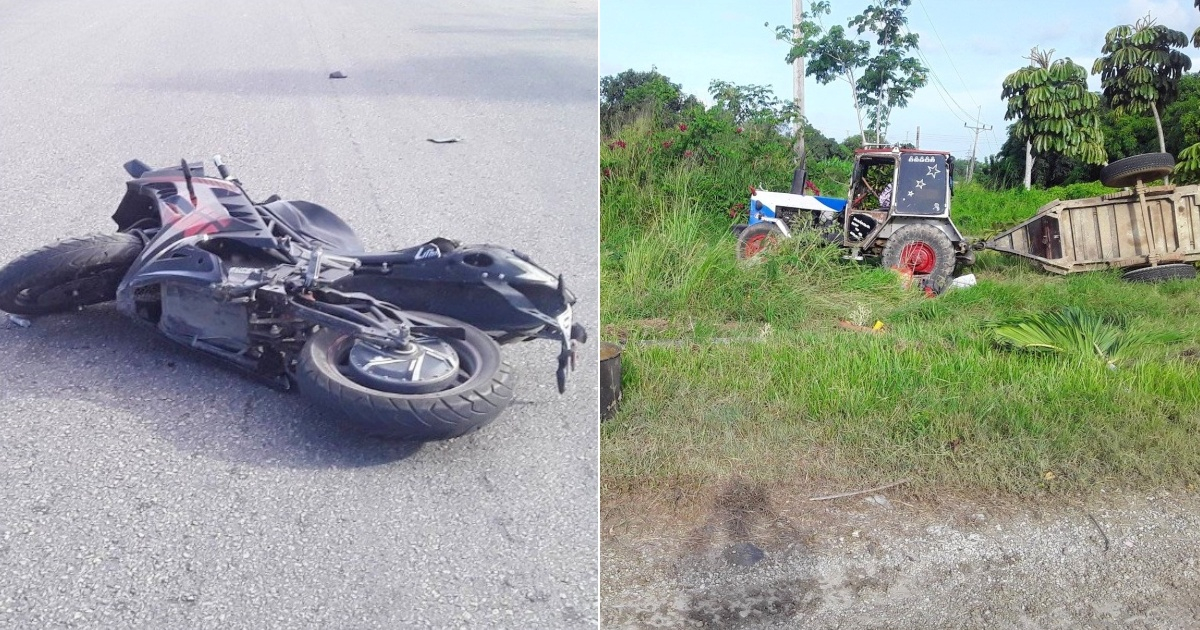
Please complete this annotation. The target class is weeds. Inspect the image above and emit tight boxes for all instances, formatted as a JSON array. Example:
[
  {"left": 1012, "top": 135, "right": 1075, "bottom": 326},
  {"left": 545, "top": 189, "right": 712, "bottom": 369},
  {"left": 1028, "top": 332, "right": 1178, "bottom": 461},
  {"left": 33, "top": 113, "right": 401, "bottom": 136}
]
[{"left": 602, "top": 112, "right": 1200, "bottom": 497}]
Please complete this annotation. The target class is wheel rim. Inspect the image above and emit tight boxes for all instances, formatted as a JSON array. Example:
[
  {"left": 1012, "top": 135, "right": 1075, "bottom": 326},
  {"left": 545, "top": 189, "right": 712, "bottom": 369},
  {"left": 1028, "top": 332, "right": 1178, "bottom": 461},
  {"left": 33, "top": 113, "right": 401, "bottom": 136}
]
[
  {"left": 340, "top": 335, "right": 467, "bottom": 394},
  {"left": 897, "top": 242, "right": 937, "bottom": 275},
  {"left": 744, "top": 233, "right": 776, "bottom": 257}
]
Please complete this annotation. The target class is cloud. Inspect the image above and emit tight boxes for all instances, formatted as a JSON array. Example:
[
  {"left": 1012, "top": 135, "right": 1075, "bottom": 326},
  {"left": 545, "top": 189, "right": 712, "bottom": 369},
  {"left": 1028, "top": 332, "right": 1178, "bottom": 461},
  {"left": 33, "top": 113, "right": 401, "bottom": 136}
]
[
  {"left": 1122, "top": 0, "right": 1192, "bottom": 26},
  {"left": 966, "top": 35, "right": 1010, "bottom": 57},
  {"left": 1032, "top": 18, "right": 1074, "bottom": 43},
  {"left": 910, "top": 27, "right": 946, "bottom": 55}
]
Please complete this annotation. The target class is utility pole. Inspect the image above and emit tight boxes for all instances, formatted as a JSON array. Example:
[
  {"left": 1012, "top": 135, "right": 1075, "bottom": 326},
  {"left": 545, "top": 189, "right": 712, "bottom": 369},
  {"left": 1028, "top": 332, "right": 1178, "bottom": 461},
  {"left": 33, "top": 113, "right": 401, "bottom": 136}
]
[
  {"left": 964, "top": 107, "right": 992, "bottom": 182},
  {"left": 791, "top": 0, "right": 805, "bottom": 165}
]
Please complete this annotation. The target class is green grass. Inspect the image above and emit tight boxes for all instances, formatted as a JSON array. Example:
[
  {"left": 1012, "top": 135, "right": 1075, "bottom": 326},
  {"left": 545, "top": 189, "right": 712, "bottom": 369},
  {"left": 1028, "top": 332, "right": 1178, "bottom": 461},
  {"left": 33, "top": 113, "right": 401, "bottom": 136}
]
[{"left": 601, "top": 117, "right": 1200, "bottom": 497}]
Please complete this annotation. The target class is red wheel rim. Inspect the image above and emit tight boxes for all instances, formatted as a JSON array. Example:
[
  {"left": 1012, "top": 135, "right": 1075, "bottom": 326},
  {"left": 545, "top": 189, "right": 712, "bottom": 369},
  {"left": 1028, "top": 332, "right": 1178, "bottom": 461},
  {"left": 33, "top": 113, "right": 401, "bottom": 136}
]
[
  {"left": 897, "top": 242, "right": 936, "bottom": 274},
  {"left": 744, "top": 233, "right": 776, "bottom": 257}
]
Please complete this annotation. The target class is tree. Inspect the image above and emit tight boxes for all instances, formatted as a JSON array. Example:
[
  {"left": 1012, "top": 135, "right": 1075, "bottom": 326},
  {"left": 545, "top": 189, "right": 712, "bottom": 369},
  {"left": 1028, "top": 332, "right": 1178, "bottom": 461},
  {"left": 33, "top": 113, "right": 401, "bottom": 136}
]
[
  {"left": 600, "top": 68, "right": 700, "bottom": 132},
  {"left": 707, "top": 80, "right": 794, "bottom": 128},
  {"left": 776, "top": 1, "right": 927, "bottom": 145},
  {"left": 1002, "top": 48, "right": 1106, "bottom": 190},
  {"left": 775, "top": 2, "right": 870, "bottom": 143},
  {"left": 846, "top": 0, "right": 928, "bottom": 143},
  {"left": 1178, "top": 2, "right": 1200, "bottom": 182},
  {"left": 1193, "top": 0, "right": 1200, "bottom": 47},
  {"left": 1092, "top": 15, "right": 1192, "bottom": 154},
  {"left": 1159, "top": 73, "right": 1200, "bottom": 155},
  {"left": 802, "top": 124, "right": 851, "bottom": 162}
]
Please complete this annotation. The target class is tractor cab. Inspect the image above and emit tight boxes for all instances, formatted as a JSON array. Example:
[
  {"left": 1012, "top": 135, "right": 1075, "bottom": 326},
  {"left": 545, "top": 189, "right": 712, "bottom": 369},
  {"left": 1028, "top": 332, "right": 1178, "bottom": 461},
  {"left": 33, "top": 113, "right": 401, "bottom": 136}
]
[{"left": 841, "top": 148, "right": 957, "bottom": 247}]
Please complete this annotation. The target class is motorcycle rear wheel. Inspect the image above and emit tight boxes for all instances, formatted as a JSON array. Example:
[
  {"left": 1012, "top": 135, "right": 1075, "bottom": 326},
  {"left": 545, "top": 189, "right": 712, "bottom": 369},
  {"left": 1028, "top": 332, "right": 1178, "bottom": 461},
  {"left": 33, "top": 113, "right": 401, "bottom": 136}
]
[
  {"left": 296, "top": 312, "right": 515, "bottom": 440},
  {"left": 0, "top": 233, "right": 143, "bottom": 316}
]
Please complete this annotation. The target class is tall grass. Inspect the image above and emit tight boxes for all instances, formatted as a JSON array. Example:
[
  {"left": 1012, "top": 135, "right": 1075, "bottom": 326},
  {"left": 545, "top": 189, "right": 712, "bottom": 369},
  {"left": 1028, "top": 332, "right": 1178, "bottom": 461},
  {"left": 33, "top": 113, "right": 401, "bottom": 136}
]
[{"left": 602, "top": 114, "right": 1200, "bottom": 497}]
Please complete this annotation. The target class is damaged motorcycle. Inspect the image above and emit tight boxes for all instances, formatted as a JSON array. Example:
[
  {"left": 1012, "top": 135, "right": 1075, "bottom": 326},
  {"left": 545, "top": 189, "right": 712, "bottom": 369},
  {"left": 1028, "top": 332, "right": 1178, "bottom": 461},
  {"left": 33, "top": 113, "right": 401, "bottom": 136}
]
[{"left": 0, "top": 157, "right": 586, "bottom": 441}]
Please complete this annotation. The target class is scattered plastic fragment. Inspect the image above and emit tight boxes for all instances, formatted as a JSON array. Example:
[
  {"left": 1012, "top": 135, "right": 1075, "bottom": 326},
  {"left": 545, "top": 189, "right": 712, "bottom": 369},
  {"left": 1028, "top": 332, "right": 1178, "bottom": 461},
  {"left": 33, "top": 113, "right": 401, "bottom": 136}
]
[
  {"left": 951, "top": 273, "right": 977, "bottom": 289},
  {"left": 427, "top": 137, "right": 463, "bottom": 144},
  {"left": 7, "top": 314, "right": 30, "bottom": 328},
  {"left": 328, "top": 71, "right": 347, "bottom": 79}
]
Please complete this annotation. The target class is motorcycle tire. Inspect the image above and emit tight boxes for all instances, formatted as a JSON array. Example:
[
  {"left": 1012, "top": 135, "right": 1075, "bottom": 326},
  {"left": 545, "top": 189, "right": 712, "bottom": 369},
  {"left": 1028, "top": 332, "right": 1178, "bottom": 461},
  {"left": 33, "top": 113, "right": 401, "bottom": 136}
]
[
  {"left": 296, "top": 311, "right": 515, "bottom": 441},
  {"left": 0, "top": 233, "right": 143, "bottom": 316}
]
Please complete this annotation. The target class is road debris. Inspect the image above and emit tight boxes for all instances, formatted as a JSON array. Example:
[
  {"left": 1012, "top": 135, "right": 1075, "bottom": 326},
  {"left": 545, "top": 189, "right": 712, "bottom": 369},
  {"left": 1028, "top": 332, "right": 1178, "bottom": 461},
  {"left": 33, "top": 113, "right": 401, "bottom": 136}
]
[{"left": 809, "top": 479, "right": 910, "bottom": 501}]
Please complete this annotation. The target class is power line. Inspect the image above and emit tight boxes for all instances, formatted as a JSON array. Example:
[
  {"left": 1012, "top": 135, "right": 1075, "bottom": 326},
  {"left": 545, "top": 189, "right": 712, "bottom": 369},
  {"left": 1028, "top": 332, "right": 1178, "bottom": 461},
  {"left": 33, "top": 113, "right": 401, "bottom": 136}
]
[
  {"left": 913, "top": 0, "right": 980, "bottom": 114},
  {"left": 904, "top": 28, "right": 979, "bottom": 126},
  {"left": 896, "top": 4, "right": 991, "bottom": 129}
]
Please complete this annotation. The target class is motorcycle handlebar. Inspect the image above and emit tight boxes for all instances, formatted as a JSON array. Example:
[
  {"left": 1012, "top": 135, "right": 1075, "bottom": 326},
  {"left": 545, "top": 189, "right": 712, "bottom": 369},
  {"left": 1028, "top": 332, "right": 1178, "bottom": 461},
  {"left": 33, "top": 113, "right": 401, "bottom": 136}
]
[{"left": 212, "top": 154, "right": 231, "bottom": 180}]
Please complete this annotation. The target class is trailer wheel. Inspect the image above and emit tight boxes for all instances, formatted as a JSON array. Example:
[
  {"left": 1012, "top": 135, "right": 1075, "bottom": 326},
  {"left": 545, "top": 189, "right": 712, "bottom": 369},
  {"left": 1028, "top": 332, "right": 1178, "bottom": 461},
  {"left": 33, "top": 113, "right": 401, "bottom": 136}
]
[
  {"left": 881, "top": 224, "right": 956, "bottom": 290},
  {"left": 1121, "top": 263, "right": 1197, "bottom": 283},
  {"left": 737, "top": 222, "right": 784, "bottom": 259},
  {"left": 1100, "top": 153, "right": 1175, "bottom": 188}
]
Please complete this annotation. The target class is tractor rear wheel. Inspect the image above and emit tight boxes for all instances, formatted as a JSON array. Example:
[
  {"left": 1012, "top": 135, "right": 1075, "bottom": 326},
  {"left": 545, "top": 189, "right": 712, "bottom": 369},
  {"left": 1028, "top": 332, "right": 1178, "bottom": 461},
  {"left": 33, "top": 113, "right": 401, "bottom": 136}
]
[{"left": 881, "top": 224, "right": 956, "bottom": 291}]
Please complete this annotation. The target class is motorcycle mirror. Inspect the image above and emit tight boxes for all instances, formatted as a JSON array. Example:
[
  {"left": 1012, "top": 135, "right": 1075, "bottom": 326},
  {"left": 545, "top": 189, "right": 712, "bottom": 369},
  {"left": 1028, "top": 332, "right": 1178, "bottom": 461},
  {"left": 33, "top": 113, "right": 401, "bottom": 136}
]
[{"left": 123, "top": 159, "right": 151, "bottom": 178}]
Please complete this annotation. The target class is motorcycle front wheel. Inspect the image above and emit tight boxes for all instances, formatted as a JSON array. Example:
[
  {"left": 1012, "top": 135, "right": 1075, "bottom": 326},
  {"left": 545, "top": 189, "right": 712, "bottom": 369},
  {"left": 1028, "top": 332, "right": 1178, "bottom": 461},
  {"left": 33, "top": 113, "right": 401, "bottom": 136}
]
[
  {"left": 0, "top": 233, "right": 143, "bottom": 316},
  {"left": 296, "top": 312, "right": 515, "bottom": 441}
]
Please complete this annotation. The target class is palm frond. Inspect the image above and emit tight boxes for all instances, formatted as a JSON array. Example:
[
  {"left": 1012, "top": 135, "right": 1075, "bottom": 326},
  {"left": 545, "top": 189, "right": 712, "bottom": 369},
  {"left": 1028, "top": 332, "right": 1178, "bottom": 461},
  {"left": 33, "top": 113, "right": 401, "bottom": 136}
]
[{"left": 992, "top": 306, "right": 1182, "bottom": 366}]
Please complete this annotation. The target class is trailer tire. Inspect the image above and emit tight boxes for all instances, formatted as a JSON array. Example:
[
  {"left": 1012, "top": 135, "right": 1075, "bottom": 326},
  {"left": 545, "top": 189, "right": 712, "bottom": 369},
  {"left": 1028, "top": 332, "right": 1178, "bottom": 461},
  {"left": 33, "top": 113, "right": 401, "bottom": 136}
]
[
  {"left": 1100, "top": 153, "right": 1175, "bottom": 188},
  {"left": 737, "top": 222, "right": 784, "bottom": 259},
  {"left": 1120, "top": 263, "right": 1196, "bottom": 283},
  {"left": 881, "top": 224, "right": 956, "bottom": 291}
]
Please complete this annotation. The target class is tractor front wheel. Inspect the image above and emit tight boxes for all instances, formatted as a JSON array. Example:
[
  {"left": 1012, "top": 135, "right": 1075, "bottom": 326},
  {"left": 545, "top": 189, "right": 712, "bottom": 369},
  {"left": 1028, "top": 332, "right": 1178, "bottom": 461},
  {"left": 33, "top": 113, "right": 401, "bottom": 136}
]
[{"left": 737, "top": 222, "right": 784, "bottom": 260}]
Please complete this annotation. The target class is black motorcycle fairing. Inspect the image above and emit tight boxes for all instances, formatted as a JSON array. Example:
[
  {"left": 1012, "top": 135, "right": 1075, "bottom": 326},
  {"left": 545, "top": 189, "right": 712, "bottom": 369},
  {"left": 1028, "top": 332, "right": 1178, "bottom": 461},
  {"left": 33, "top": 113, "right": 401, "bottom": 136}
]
[
  {"left": 335, "top": 243, "right": 573, "bottom": 339},
  {"left": 259, "top": 200, "right": 364, "bottom": 252},
  {"left": 112, "top": 173, "right": 261, "bottom": 233}
]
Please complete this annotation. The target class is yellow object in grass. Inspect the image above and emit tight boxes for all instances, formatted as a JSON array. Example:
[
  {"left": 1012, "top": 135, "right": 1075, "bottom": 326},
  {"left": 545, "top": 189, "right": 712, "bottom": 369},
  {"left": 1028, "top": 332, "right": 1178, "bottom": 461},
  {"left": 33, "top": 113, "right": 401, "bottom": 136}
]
[{"left": 873, "top": 321, "right": 884, "bottom": 331}]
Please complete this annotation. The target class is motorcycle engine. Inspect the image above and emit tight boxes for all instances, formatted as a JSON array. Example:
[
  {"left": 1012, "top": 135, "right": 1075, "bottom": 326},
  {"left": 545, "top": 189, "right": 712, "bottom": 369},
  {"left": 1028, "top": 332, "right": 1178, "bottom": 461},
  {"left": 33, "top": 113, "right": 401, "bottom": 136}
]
[{"left": 159, "top": 282, "right": 250, "bottom": 352}]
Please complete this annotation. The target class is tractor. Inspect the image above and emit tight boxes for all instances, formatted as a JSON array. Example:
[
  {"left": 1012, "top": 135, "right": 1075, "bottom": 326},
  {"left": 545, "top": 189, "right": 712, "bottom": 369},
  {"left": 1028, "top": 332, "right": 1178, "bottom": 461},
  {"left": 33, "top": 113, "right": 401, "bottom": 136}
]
[{"left": 732, "top": 147, "right": 975, "bottom": 289}]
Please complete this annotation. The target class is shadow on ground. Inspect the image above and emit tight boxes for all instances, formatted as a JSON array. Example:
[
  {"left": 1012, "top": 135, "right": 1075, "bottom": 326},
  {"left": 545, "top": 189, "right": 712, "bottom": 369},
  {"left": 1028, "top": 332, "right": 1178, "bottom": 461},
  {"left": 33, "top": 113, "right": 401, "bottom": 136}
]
[{"left": 0, "top": 306, "right": 425, "bottom": 469}]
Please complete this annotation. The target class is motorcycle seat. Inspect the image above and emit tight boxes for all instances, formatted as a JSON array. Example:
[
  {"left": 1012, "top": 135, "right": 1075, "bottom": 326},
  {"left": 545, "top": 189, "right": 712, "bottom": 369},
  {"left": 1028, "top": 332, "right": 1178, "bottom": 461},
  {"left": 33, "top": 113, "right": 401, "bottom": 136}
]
[{"left": 350, "top": 237, "right": 460, "bottom": 266}]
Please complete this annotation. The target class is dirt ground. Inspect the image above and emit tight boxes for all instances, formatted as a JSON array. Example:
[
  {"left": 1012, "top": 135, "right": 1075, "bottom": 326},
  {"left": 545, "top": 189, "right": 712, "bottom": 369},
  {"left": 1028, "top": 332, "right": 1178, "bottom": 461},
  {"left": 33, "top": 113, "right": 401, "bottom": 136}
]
[{"left": 600, "top": 482, "right": 1200, "bottom": 629}]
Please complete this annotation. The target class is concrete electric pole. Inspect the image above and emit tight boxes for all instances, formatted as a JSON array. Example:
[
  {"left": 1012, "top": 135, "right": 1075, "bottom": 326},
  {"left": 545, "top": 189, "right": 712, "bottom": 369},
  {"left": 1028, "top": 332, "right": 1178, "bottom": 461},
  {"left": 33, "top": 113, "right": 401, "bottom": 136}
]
[
  {"left": 791, "top": 0, "right": 805, "bottom": 165},
  {"left": 964, "top": 108, "right": 992, "bottom": 183}
]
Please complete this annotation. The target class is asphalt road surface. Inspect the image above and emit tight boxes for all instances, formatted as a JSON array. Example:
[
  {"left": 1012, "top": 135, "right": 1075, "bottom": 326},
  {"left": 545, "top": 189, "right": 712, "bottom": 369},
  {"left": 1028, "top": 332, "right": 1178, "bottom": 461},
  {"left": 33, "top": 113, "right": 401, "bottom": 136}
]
[{"left": 0, "top": 1, "right": 598, "bottom": 628}]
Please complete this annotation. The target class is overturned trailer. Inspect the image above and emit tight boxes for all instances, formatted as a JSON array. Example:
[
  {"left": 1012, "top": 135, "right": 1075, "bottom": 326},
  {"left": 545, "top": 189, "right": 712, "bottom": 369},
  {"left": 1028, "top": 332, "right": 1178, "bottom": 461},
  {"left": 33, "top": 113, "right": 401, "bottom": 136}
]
[{"left": 983, "top": 153, "right": 1200, "bottom": 282}]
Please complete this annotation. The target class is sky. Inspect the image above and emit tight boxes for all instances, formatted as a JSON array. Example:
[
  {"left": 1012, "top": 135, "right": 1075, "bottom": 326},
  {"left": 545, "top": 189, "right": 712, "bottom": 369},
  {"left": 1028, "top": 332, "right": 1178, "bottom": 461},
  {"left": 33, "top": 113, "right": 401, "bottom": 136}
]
[{"left": 600, "top": 0, "right": 1200, "bottom": 161}]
